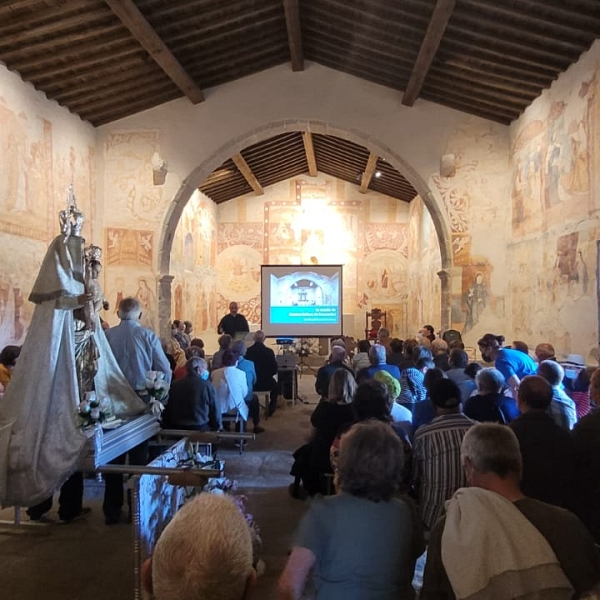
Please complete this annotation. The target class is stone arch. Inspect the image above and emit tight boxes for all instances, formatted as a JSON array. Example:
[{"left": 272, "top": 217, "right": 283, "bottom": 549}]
[{"left": 157, "top": 120, "right": 453, "bottom": 335}]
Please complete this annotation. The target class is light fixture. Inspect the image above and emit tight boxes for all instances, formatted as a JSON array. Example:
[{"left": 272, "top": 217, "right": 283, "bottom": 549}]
[{"left": 374, "top": 170, "right": 382, "bottom": 178}]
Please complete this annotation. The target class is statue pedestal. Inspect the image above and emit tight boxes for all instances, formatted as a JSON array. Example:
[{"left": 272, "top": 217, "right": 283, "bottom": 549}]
[{"left": 80, "top": 413, "right": 160, "bottom": 470}]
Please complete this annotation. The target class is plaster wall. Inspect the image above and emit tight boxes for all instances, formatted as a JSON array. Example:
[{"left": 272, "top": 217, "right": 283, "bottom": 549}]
[{"left": 0, "top": 63, "right": 96, "bottom": 349}]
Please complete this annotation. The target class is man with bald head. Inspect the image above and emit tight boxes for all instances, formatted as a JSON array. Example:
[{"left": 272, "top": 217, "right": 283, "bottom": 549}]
[
  {"left": 218, "top": 301, "right": 249, "bottom": 338},
  {"left": 315, "top": 345, "right": 353, "bottom": 399},
  {"left": 245, "top": 330, "right": 279, "bottom": 416}
]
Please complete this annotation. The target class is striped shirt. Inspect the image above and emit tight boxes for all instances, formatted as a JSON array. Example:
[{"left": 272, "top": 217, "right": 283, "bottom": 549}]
[{"left": 412, "top": 413, "right": 474, "bottom": 529}]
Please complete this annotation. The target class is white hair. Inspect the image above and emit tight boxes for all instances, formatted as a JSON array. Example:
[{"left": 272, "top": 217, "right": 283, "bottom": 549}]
[
  {"left": 151, "top": 494, "right": 253, "bottom": 600},
  {"left": 118, "top": 297, "right": 142, "bottom": 320}
]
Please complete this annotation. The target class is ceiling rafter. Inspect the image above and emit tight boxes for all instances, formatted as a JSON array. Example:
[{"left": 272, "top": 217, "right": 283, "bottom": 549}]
[
  {"left": 302, "top": 132, "right": 318, "bottom": 177},
  {"left": 104, "top": 0, "right": 204, "bottom": 104},
  {"left": 360, "top": 153, "right": 379, "bottom": 194},
  {"left": 283, "top": 0, "right": 304, "bottom": 71},
  {"left": 402, "top": 0, "right": 457, "bottom": 106},
  {"left": 232, "top": 153, "right": 264, "bottom": 196}
]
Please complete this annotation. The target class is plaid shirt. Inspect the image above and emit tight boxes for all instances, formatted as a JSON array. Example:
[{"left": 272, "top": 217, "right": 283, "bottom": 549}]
[{"left": 412, "top": 413, "right": 474, "bottom": 529}]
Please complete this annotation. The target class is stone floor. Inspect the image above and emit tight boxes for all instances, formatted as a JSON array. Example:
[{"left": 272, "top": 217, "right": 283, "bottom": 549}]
[{"left": 0, "top": 371, "right": 319, "bottom": 600}]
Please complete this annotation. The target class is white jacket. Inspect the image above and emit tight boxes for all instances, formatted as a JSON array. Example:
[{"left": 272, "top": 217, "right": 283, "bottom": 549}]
[{"left": 211, "top": 366, "right": 249, "bottom": 421}]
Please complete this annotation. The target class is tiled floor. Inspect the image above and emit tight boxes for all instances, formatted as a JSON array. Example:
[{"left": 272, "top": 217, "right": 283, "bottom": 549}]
[{"left": 0, "top": 375, "right": 318, "bottom": 599}]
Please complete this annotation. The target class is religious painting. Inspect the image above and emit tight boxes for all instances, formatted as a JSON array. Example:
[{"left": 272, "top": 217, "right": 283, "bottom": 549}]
[
  {"left": 218, "top": 222, "right": 263, "bottom": 252},
  {"left": 364, "top": 223, "right": 408, "bottom": 258},
  {"left": 105, "top": 228, "right": 153, "bottom": 267},
  {"left": 363, "top": 249, "right": 408, "bottom": 303},
  {"left": 461, "top": 265, "right": 491, "bottom": 334},
  {"left": 264, "top": 202, "right": 301, "bottom": 264},
  {"left": 215, "top": 245, "right": 262, "bottom": 302}
]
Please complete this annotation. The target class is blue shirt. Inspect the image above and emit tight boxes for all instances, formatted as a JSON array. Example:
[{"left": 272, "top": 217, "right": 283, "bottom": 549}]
[
  {"left": 236, "top": 357, "right": 257, "bottom": 402},
  {"left": 105, "top": 320, "right": 172, "bottom": 391},
  {"left": 494, "top": 348, "right": 537, "bottom": 382}
]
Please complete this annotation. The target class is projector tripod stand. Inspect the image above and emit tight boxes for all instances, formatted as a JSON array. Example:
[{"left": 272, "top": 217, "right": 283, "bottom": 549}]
[{"left": 297, "top": 353, "right": 317, "bottom": 378}]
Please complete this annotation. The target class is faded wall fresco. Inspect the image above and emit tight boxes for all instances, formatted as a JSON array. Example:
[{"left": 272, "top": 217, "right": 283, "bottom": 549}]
[
  {"left": 206, "top": 176, "right": 437, "bottom": 342},
  {"left": 0, "top": 66, "right": 96, "bottom": 350},
  {"left": 430, "top": 119, "right": 512, "bottom": 350},
  {"left": 170, "top": 190, "right": 218, "bottom": 338},
  {"left": 406, "top": 196, "right": 442, "bottom": 337},
  {"left": 507, "top": 47, "right": 600, "bottom": 362}
]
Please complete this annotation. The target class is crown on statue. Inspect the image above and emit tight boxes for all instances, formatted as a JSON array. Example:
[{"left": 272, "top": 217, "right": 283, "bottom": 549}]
[
  {"left": 85, "top": 244, "right": 102, "bottom": 261},
  {"left": 59, "top": 184, "right": 85, "bottom": 238}
]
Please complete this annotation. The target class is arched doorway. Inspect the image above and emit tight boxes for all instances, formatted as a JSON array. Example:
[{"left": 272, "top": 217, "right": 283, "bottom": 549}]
[{"left": 157, "top": 120, "right": 453, "bottom": 337}]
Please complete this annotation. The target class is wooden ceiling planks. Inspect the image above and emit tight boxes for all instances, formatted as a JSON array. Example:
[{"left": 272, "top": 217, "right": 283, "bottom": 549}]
[
  {"left": 0, "top": 0, "right": 597, "bottom": 126},
  {"left": 196, "top": 132, "right": 418, "bottom": 204}
]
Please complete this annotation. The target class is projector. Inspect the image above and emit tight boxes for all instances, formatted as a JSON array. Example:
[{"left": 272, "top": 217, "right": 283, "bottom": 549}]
[{"left": 276, "top": 337, "right": 295, "bottom": 346}]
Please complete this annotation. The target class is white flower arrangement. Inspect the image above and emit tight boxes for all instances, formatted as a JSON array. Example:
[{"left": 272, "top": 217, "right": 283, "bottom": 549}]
[
  {"left": 77, "top": 392, "right": 111, "bottom": 428},
  {"left": 144, "top": 371, "right": 169, "bottom": 402}
]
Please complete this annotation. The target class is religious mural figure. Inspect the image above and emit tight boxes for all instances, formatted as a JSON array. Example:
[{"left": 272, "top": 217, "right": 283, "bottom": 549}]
[
  {"left": 463, "top": 272, "right": 488, "bottom": 334},
  {"left": 136, "top": 278, "right": 156, "bottom": 330}
]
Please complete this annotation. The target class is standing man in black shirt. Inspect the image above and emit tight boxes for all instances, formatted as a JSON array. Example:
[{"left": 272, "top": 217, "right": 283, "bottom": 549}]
[{"left": 217, "top": 301, "right": 249, "bottom": 338}]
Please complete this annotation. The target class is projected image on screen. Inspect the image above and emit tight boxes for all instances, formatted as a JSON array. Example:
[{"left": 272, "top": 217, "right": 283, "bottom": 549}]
[{"left": 261, "top": 265, "right": 343, "bottom": 337}]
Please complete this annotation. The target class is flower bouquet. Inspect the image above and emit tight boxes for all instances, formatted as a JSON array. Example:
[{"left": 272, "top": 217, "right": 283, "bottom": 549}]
[
  {"left": 143, "top": 371, "right": 170, "bottom": 418},
  {"left": 77, "top": 391, "right": 111, "bottom": 428}
]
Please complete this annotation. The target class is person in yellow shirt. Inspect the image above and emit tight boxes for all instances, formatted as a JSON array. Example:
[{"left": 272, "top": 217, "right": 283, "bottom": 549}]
[{"left": 0, "top": 345, "right": 20, "bottom": 388}]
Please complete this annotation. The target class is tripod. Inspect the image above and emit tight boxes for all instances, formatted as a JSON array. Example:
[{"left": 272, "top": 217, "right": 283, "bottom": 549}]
[{"left": 297, "top": 352, "right": 317, "bottom": 377}]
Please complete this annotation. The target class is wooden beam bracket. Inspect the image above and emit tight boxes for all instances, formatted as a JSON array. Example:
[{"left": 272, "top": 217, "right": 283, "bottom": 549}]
[
  {"left": 232, "top": 153, "right": 264, "bottom": 196},
  {"left": 359, "top": 153, "right": 378, "bottom": 193},
  {"left": 283, "top": 0, "right": 304, "bottom": 71},
  {"left": 302, "top": 132, "right": 318, "bottom": 176}
]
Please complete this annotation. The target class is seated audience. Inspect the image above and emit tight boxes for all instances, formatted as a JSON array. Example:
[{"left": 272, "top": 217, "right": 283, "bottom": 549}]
[
  {"left": 0, "top": 345, "right": 20, "bottom": 388},
  {"left": 351, "top": 339, "right": 372, "bottom": 373},
  {"left": 511, "top": 340, "right": 529, "bottom": 354},
  {"left": 173, "top": 346, "right": 205, "bottom": 380},
  {"left": 330, "top": 379, "right": 395, "bottom": 472},
  {"left": 290, "top": 369, "right": 356, "bottom": 498},
  {"left": 420, "top": 324, "right": 436, "bottom": 343},
  {"left": 280, "top": 420, "right": 425, "bottom": 600},
  {"left": 431, "top": 338, "right": 450, "bottom": 371},
  {"left": 412, "top": 367, "right": 447, "bottom": 435},
  {"left": 562, "top": 355, "right": 592, "bottom": 418},
  {"left": 142, "top": 493, "right": 255, "bottom": 600},
  {"left": 399, "top": 338, "right": 419, "bottom": 370},
  {"left": 171, "top": 319, "right": 189, "bottom": 350},
  {"left": 537, "top": 360, "right": 577, "bottom": 430},
  {"left": 162, "top": 358, "right": 221, "bottom": 431},
  {"left": 355, "top": 344, "right": 400, "bottom": 385},
  {"left": 374, "top": 369, "right": 412, "bottom": 438},
  {"left": 315, "top": 345, "right": 353, "bottom": 399},
  {"left": 509, "top": 375, "right": 575, "bottom": 509},
  {"left": 535, "top": 342, "right": 556, "bottom": 363},
  {"left": 232, "top": 340, "right": 264, "bottom": 435},
  {"left": 572, "top": 367, "right": 600, "bottom": 544},
  {"left": 162, "top": 337, "right": 186, "bottom": 369},
  {"left": 445, "top": 348, "right": 470, "bottom": 386},
  {"left": 478, "top": 333, "right": 537, "bottom": 397},
  {"left": 211, "top": 334, "right": 232, "bottom": 370},
  {"left": 457, "top": 361, "right": 482, "bottom": 403},
  {"left": 245, "top": 330, "right": 279, "bottom": 416},
  {"left": 377, "top": 327, "right": 392, "bottom": 355},
  {"left": 412, "top": 379, "right": 474, "bottom": 529},
  {"left": 397, "top": 350, "right": 432, "bottom": 409},
  {"left": 190, "top": 337, "right": 205, "bottom": 349},
  {"left": 387, "top": 338, "right": 404, "bottom": 367},
  {"left": 211, "top": 349, "right": 248, "bottom": 423},
  {"left": 463, "top": 367, "right": 518, "bottom": 424},
  {"left": 422, "top": 423, "right": 600, "bottom": 600}
]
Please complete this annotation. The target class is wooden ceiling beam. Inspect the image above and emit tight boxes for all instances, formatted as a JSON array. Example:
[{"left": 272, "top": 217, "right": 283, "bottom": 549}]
[
  {"left": 302, "top": 132, "right": 318, "bottom": 177},
  {"left": 359, "top": 153, "right": 379, "bottom": 194},
  {"left": 105, "top": 0, "right": 204, "bottom": 104},
  {"left": 232, "top": 153, "right": 264, "bottom": 196},
  {"left": 283, "top": 0, "right": 304, "bottom": 71},
  {"left": 402, "top": 0, "right": 456, "bottom": 106}
]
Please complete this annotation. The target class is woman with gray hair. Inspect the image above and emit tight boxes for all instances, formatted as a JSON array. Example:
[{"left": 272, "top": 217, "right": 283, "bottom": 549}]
[
  {"left": 280, "top": 420, "right": 425, "bottom": 600},
  {"left": 463, "top": 367, "right": 518, "bottom": 424}
]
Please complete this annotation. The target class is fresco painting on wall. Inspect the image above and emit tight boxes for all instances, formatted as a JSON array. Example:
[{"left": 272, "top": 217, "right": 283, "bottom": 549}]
[
  {"left": 461, "top": 266, "right": 491, "bottom": 334},
  {"left": 104, "top": 131, "right": 164, "bottom": 225},
  {"left": 511, "top": 74, "right": 597, "bottom": 237},
  {"left": 106, "top": 228, "right": 153, "bottom": 267}
]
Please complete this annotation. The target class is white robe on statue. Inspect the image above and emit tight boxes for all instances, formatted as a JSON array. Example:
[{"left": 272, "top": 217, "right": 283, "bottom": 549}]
[{"left": 0, "top": 234, "right": 145, "bottom": 507}]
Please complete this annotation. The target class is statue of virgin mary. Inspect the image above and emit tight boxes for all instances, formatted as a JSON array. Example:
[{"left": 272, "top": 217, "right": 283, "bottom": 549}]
[{"left": 0, "top": 188, "right": 146, "bottom": 507}]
